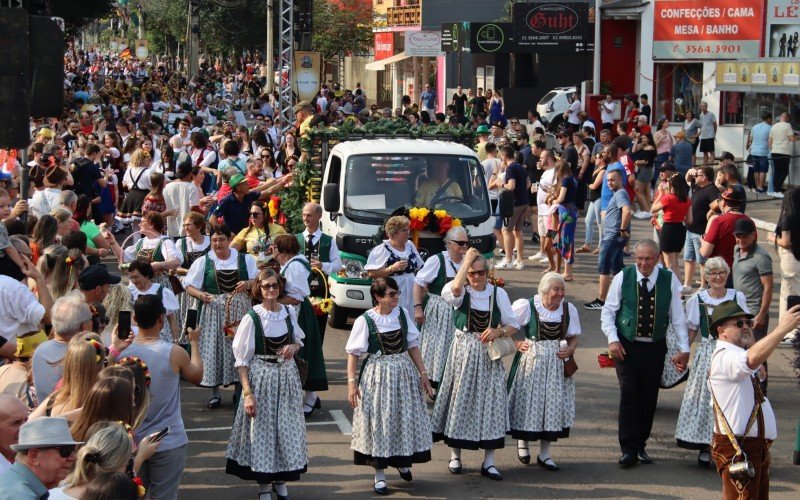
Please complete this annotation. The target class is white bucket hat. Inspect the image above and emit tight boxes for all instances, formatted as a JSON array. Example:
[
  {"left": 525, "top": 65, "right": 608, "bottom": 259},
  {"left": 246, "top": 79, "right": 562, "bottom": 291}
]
[{"left": 11, "top": 417, "right": 83, "bottom": 451}]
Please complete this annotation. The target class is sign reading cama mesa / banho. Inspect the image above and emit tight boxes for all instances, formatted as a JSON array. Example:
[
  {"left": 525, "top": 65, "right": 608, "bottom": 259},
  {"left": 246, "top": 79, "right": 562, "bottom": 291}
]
[{"left": 653, "top": 0, "right": 764, "bottom": 59}]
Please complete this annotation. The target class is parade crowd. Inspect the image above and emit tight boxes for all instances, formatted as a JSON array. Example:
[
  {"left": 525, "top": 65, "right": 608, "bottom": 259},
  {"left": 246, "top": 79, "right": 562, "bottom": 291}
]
[{"left": 0, "top": 47, "right": 799, "bottom": 500}]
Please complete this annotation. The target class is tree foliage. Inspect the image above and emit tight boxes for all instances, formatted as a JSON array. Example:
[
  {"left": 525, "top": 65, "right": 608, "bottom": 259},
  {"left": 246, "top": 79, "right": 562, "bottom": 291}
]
[{"left": 312, "top": 0, "right": 374, "bottom": 61}]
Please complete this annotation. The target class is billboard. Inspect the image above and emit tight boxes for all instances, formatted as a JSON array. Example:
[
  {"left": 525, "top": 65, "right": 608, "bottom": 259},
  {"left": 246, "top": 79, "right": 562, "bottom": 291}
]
[
  {"left": 766, "top": 0, "right": 800, "bottom": 58},
  {"left": 653, "top": 0, "right": 764, "bottom": 59},
  {"left": 512, "top": 1, "right": 591, "bottom": 53},
  {"left": 374, "top": 32, "right": 394, "bottom": 61},
  {"left": 441, "top": 22, "right": 470, "bottom": 52},
  {"left": 470, "top": 23, "right": 513, "bottom": 54},
  {"left": 404, "top": 30, "right": 444, "bottom": 57}
]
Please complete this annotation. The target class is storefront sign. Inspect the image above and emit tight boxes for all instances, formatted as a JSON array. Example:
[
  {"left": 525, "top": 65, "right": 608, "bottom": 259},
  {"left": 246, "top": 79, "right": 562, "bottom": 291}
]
[
  {"left": 512, "top": 1, "right": 591, "bottom": 53},
  {"left": 404, "top": 30, "right": 444, "bottom": 57},
  {"left": 766, "top": 0, "right": 800, "bottom": 58},
  {"left": 716, "top": 59, "right": 800, "bottom": 91},
  {"left": 374, "top": 32, "right": 394, "bottom": 61},
  {"left": 470, "top": 23, "right": 513, "bottom": 53},
  {"left": 440, "top": 22, "right": 470, "bottom": 52},
  {"left": 653, "top": 0, "right": 764, "bottom": 59}
]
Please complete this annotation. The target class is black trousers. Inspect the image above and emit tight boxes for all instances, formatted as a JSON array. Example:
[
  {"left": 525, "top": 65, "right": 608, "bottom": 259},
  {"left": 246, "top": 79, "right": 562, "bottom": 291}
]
[
  {"left": 771, "top": 153, "right": 790, "bottom": 192},
  {"left": 614, "top": 337, "right": 667, "bottom": 454}
]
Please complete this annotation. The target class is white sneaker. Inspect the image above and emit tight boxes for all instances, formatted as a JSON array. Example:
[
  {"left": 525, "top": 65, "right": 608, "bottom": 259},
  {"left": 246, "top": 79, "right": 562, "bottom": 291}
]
[
  {"left": 773, "top": 192, "right": 784, "bottom": 198},
  {"left": 513, "top": 260, "right": 525, "bottom": 270},
  {"left": 528, "top": 252, "right": 544, "bottom": 261},
  {"left": 538, "top": 256, "right": 550, "bottom": 263},
  {"left": 494, "top": 259, "right": 511, "bottom": 269},
  {"left": 634, "top": 211, "right": 652, "bottom": 219}
]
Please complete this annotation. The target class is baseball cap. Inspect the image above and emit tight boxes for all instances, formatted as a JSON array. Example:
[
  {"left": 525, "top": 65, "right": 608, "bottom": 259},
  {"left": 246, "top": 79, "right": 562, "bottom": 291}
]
[
  {"left": 721, "top": 187, "right": 746, "bottom": 203},
  {"left": 228, "top": 173, "right": 246, "bottom": 189},
  {"left": 733, "top": 218, "right": 756, "bottom": 235},
  {"left": 659, "top": 161, "right": 676, "bottom": 172},
  {"left": 78, "top": 265, "right": 121, "bottom": 290}
]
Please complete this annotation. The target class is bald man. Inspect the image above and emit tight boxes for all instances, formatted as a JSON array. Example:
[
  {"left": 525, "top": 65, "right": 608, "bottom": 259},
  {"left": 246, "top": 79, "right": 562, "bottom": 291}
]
[{"left": 0, "top": 394, "right": 28, "bottom": 473}]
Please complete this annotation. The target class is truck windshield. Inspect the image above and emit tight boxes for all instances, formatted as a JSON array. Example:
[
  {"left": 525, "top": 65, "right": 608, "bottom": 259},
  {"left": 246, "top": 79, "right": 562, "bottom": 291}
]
[{"left": 343, "top": 154, "right": 490, "bottom": 224}]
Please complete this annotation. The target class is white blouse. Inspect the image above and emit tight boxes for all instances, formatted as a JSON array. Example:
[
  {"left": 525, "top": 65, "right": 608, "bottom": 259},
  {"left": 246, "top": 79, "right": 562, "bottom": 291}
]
[
  {"left": 183, "top": 248, "right": 258, "bottom": 290},
  {"left": 123, "top": 166, "right": 152, "bottom": 190},
  {"left": 441, "top": 283, "right": 521, "bottom": 330},
  {"left": 685, "top": 289, "right": 749, "bottom": 331},
  {"left": 364, "top": 240, "right": 423, "bottom": 271},
  {"left": 512, "top": 296, "right": 581, "bottom": 337},
  {"left": 123, "top": 236, "right": 183, "bottom": 264},
  {"left": 414, "top": 251, "right": 461, "bottom": 287},
  {"left": 345, "top": 307, "right": 420, "bottom": 356},
  {"left": 280, "top": 256, "right": 311, "bottom": 301},
  {"left": 128, "top": 282, "right": 180, "bottom": 313},
  {"left": 232, "top": 304, "right": 305, "bottom": 367},
  {"left": 177, "top": 235, "right": 211, "bottom": 259}
]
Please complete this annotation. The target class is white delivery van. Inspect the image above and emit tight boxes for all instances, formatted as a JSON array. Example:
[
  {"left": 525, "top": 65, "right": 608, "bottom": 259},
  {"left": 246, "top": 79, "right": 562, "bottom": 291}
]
[{"left": 320, "top": 139, "right": 498, "bottom": 328}]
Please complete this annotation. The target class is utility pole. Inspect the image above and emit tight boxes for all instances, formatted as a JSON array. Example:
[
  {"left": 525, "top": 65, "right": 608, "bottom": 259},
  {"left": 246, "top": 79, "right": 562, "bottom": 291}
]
[
  {"left": 187, "top": 0, "right": 200, "bottom": 78},
  {"left": 266, "top": 0, "right": 274, "bottom": 93}
]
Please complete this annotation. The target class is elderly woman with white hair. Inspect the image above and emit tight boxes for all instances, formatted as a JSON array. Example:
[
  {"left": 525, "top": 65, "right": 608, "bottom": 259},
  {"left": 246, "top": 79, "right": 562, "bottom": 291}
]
[
  {"left": 675, "top": 256, "right": 749, "bottom": 467},
  {"left": 412, "top": 226, "right": 469, "bottom": 388},
  {"left": 432, "top": 248, "right": 520, "bottom": 481},
  {"left": 366, "top": 216, "right": 423, "bottom": 316},
  {"left": 508, "top": 272, "right": 580, "bottom": 471}
]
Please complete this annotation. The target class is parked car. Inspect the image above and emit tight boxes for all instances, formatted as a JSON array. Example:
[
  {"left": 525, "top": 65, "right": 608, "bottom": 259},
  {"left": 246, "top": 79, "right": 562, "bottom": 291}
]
[{"left": 536, "top": 86, "right": 577, "bottom": 132}]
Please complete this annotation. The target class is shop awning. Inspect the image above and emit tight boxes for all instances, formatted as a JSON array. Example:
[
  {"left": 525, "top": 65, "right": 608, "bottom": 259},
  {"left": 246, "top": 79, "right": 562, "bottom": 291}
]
[{"left": 365, "top": 52, "right": 409, "bottom": 71}]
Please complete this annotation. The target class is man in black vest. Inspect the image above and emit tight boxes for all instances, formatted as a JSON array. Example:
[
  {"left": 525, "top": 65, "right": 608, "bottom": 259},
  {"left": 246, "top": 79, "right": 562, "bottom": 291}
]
[
  {"left": 296, "top": 202, "right": 341, "bottom": 342},
  {"left": 600, "top": 239, "right": 690, "bottom": 467}
]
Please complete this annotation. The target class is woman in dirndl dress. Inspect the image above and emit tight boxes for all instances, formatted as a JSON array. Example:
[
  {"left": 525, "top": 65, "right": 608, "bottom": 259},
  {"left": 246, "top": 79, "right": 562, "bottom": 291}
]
[
  {"left": 118, "top": 148, "right": 152, "bottom": 226},
  {"left": 675, "top": 257, "right": 749, "bottom": 467},
  {"left": 227, "top": 268, "right": 307, "bottom": 500},
  {"left": 508, "top": 272, "right": 580, "bottom": 471},
  {"left": 174, "top": 212, "right": 211, "bottom": 331},
  {"left": 412, "top": 226, "right": 468, "bottom": 388},
  {"left": 366, "top": 215, "right": 423, "bottom": 316},
  {"left": 185, "top": 224, "right": 258, "bottom": 408},
  {"left": 432, "top": 248, "right": 520, "bottom": 481},
  {"left": 123, "top": 211, "right": 182, "bottom": 289},
  {"left": 271, "top": 234, "right": 328, "bottom": 417},
  {"left": 347, "top": 277, "right": 434, "bottom": 496}
]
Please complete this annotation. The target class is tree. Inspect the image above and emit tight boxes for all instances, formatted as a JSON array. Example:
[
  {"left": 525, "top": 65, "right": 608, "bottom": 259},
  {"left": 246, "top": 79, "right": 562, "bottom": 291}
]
[{"left": 312, "top": 0, "right": 374, "bottom": 62}]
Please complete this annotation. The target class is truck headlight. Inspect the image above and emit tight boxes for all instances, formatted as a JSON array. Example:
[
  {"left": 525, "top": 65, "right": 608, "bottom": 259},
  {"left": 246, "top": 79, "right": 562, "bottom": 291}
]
[{"left": 340, "top": 258, "right": 368, "bottom": 279}]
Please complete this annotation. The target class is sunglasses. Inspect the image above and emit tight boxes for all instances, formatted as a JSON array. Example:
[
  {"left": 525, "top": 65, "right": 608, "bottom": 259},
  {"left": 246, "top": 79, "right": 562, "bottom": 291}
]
[
  {"left": 45, "top": 445, "right": 77, "bottom": 458},
  {"left": 727, "top": 319, "right": 753, "bottom": 329},
  {"left": 16, "top": 356, "right": 31, "bottom": 363},
  {"left": 467, "top": 269, "right": 487, "bottom": 277},
  {"left": 384, "top": 290, "right": 401, "bottom": 298},
  {"left": 249, "top": 212, "right": 263, "bottom": 217},
  {"left": 260, "top": 283, "right": 280, "bottom": 290},
  {"left": 450, "top": 240, "right": 469, "bottom": 247}
]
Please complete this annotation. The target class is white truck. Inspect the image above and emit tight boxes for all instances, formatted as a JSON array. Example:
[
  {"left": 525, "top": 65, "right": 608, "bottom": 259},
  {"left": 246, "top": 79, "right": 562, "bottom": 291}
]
[{"left": 319, "top": 139, "right": 500, "bottom": 328}]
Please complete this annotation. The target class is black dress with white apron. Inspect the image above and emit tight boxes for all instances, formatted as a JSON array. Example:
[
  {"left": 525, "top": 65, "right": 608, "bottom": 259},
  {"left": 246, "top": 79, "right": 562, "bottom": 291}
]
[
  {"left": 119, "top": 166, "right": 150, "bottom": 220},
  {"left": 176, "top": 235, "right": 210, "bottom": 331}
]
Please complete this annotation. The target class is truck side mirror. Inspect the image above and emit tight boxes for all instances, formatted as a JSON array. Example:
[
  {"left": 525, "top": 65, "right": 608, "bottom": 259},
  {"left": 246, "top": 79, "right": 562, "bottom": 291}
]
[{"left": 323, "top": 183, "right": 340, "bottom": 216}]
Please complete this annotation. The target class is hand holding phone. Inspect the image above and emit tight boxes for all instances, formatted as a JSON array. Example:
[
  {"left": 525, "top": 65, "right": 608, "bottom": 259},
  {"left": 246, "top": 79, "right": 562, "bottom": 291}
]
[
  {"left": 150, "top": 427, "right": 170, "bottom": 444},
  {"left": 118, "top": 311, "right": 131, "bottom": 340}
]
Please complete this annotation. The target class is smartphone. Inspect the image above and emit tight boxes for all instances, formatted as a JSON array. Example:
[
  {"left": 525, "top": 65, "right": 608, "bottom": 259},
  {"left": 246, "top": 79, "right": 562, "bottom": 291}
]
[
  {"left": 118, "top": 311, "right": 131, "bottom": 340},
  {"left": 185, "top": 309, "right": 198, "bottom": 331},
  {"left": 150, "top": 426, "right": 170, "bottom": 444},
  {"left": 788, "top": 295, "right": 800, "bottom": 311}
]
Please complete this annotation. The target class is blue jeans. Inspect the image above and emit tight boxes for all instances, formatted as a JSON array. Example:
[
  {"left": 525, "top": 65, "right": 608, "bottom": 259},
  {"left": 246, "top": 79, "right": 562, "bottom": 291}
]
[
  {"left": 584, "top": 199, "right": 601, "bottom": 247},
  {"left": 598, "top": 235, "right": 628, "bottom": 275},
  {"left": 683, "top": 231, "right": 706, "bottom": 264}
]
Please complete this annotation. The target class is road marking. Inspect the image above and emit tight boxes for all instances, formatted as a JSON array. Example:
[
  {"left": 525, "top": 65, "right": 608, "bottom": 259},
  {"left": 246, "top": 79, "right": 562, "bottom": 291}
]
[{"left": 329, "top": 409, "right": 352, "bottom": 435}]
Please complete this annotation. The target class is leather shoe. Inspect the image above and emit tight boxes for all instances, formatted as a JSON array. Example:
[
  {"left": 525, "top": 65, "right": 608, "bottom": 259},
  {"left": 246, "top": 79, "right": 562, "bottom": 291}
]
[
  {"left": 517, "top": 446, "right": 531, "bottom": 465},
  {"left": 373, "top": 480, "right": 388, "bottom": 495},
  {"left": 537, "top": 455, "right": 560, "bottom": 471},
  {"left": 272, "top": 483, "right": 289, "bottom": 500},
  {"left": 480, "top": 465, "right": 503, "bottom": 480},
  {"left": 314, "top": 396, "right": 321, "bottom": 409},
  {"left": 618, "top": 452, "right": 639, "bottom": 468},
  {"left": 398, "top": 468, "right": 412, "bottom": 481},
  {"left": 448, "top": 458, "right": 462, "bottom": 474},
  {"left": 637, "top": 450, "right": 653, "bottom": 464}
]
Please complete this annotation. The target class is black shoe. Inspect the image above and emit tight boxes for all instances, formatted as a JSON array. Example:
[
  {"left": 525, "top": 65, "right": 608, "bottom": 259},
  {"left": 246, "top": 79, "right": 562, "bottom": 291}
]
[
  {"left": 398, "top": 468, "right": 412, "bottom": 481},
  {"left": 537, "top": 455, "right": 560, "bottom": 471},
  {"left": 448, "top": 458, "right": 462, "bottom": 474},
  {"left": 637, "top": 450, "right": 653, "bottom": 464},
  {"left": 531, "top": 232, "right": 540, "bottom": 244},
  {"left": 272, "top": 482, "right": 289, "bottom": 500},
  {"left": 584, "top": 298, "right": 605, "bottom": 310},
  {"left": 480, "top": 465, "right": 503, "bottom": 480},
  {"left": 697, "top": 451, "right": 711, "bottom": 467},
  {"left": 207, "top": 396, "right": 221, "bottom": 409},
  {"left": 373, "top": 480, "right": 388, "bottom": 495},
  {"left": 618, "top": 452, "right": 639, "bottom": 468},
  {"left": 314, "top": 396, "right": 321, "bottom": 409},
  {"left": 517, "top": 446, "right": 531, "bottom": 465},
  {"left": 303, "top": 403, "right": 315, "bottom": 418}
]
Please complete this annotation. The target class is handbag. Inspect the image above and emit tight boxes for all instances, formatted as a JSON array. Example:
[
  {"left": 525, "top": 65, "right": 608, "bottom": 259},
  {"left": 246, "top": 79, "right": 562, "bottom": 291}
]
[
  {"left": 222, "top": 292, "right": 244, "bottom": 338},
  {"left": 294, "top": 355, "right": 309, "bottom": 385},
  {"left": 485, "top": 285, "right": 516, "bottom": 360},
  {"left": 169, "top": 273, "right": 185, "bottom": 295}
]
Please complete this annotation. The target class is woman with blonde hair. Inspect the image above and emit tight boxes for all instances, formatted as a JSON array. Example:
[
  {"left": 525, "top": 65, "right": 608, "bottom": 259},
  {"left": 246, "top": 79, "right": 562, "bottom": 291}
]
[
  {"left": 29, "top": 334, "right": 106, "bottom": 420},
  {"left": 119, "top": 148, "right": 152, "bottom": 225},
  {"left": 34, "top": 244, "right": 66, "bottom": 292},
  {"left": 365, "top": 215, "right": 423, "bottom": 316},
  {"left": 69, "top": 376, "right": 136, "bottom": 442},
  {"left": 50, "top": 248, "right": 88, "bottom": 300},
  {"left": 51, "top": 207, "right": 74, "bottom": 238}
]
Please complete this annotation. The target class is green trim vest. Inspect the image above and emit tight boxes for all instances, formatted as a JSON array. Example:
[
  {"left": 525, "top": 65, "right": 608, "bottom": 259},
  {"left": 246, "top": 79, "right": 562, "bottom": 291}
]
[
  {"left": 524, "top": 298, "right": 570, "bottom": 340},
  {"left": 247, "top": 306, "right": 294, "bottom": 356},
  {"left": 202, "top": 252, "right": 249, "bottom": 294},
  {"left": 427, "top": 253, "right": 449, "bottom": 297},
  {"left": 452, "top": 289, "right": 502, "bottom": 332},
  {"left": 615, "top": 266, "right": 672, "bottom": 342},
  {"left": 135, "top": 237, "right": 165, "bottom": 262},
  {"left": 697, "top": 295, "right": 712, "bottom": 339},
  {"left": 177, "top": 236, "right": 209, "bottom": 267},
  {"left": 296, "top": 232, "right": 333, "bottom": 263},
  {"left": 280, "top": 257, "right": 313, "bottom": 285},
  {"left": 361, "top": 310, "right": 409, "bottom": 355}
]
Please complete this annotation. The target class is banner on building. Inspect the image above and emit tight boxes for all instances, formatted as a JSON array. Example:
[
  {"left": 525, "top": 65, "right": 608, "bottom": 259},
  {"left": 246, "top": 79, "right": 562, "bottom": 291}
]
[
  {"left": 715, "top": 58, "right": 800, "bottom": 91},
  {"left": 470, "top": 23, "right": 514, "bottom": 53},
  {"left": 653, "top": 0, "right": 764, "bottom": 59},
  {"left": 374, "top": 32, "right": 394, "bottom": 61},
  {"left": 293, "top": 51, "right": 321, "bottom": 103},
  {"left": 512, "top": 1, "right": 591, "bottom": 53},
  {"left": 404, "top": 30, "right": 444, "bottom": 57},
  {"left": 766, "top": 0, "right": 800, "bottom": 58},
  {"left": 441, "top": 22, "right": 470, "bottom": 52}
]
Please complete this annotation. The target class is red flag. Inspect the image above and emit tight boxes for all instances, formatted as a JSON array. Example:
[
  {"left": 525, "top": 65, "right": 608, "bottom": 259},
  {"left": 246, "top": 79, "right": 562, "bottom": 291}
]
[{"left": 119, "top": 47, "right": 132, "bottom": 60}]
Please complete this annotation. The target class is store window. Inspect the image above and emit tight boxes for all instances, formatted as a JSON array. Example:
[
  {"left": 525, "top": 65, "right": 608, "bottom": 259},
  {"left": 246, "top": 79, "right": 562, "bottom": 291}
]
[
  {"left": 654, "top": 63, "right": 703, "bottom": 122},
  {"left": 721, "top": 92, "right": 743, "bottom": 125},
  {"left": 743, "top": 93, "right": 800, "bottom": 132}
]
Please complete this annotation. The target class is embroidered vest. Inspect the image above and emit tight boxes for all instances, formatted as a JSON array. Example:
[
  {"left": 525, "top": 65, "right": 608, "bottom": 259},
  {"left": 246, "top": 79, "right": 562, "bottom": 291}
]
[
  {"left": 296, "top": 232, "right": 333, "bottom": 263},
  {"left": 524, "top": 298, "right": 570, "bottom": 341},
  {"left": 135, "top": 237, "right": 165, "bottom": 263},
  {"left": 177, "top": 237, "right": 209, "bottom": 269},
  {"left": 452, "top": 289, "right": 502, "bottom": 332},
  {"left": 202, "top": 252, "right": 248, "bottom": 294},
  {"left": 361, "top": 309, "right": 409, "bottom": 355},
  {"left": 384, "top": 243, "right": 419, "bottom": 275},
  {"left": 615, "top": 266, "right": 672, "bottom": 342},
  {"left": 248, "top": 306, "right": 294, "bottom": 356}
]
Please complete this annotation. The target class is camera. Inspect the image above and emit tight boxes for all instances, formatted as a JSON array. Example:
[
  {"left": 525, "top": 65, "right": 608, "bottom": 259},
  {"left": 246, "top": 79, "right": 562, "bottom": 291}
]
[{"left": 728, "top": 456, "right": 755, "bottom": 480}]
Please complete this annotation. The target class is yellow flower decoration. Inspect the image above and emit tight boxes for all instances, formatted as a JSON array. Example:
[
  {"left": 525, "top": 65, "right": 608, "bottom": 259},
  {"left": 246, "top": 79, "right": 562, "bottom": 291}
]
[
  {"left": 433, "top": 209, "right": 447, "bottom": 219},
  {"left": 267, "top": 198, "right": 279, "bottom": 218},
  {"left": 452, "top": 218, "right": 462, "bottom": 227},
  {"left": 409, "top": 207, "right": 421, "bottom": 220},
  {"left": 417, "top": 207, "right": 430, "bottom": 219},
  {"left": 320, "top": 298, "right": 333, "bottom": 314}
]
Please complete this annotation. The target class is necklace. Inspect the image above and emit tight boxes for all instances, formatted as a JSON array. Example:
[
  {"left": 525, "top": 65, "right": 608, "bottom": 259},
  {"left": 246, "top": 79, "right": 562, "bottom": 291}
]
[{"left": 135, "top": 335, "right": 160, "bottom": 344}]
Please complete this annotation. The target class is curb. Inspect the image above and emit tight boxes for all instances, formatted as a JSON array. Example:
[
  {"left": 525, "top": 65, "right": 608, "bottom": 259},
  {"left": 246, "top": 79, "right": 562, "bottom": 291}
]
[{"left": 751, "top": 217, "right": 776, "bottom": 233}]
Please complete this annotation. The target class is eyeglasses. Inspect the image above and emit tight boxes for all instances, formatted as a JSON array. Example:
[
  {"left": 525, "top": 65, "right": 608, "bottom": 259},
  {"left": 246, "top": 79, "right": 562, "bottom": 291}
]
[
  {"left": 44, "top": 445, "right": 77, "bottom": 458},
  {"left": 450, "top": 240, "right": 469, "bottom": 247},
  {"left": 467, "top": 269, "right": 487, "bottom": 277},
  {"left": 726, "top": 319, "right": 753, "bottom": 329},
  {"left": 384, "top": 290, "right": 401, "bottom": 298},
  {"left": 260, "top": 283, "right": 280, "bottom": 290},
  {"left": 707, "top": 271, "right": 727, "bottom": 278},
  {"left": 249, "top": 212, "right": 263, "bottom": 217}
]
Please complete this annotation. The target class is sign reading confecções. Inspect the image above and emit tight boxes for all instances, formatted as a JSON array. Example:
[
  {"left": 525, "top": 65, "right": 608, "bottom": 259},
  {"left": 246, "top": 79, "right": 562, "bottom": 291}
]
[
  {"left": 512, "top": 1, "right": 591, "bottom": 53},
  {"left": 765, "top": 0, "right": 800, "bottom": 58},
  {"left": 653, "top": 0, "right": 764, "bottom": 59}
]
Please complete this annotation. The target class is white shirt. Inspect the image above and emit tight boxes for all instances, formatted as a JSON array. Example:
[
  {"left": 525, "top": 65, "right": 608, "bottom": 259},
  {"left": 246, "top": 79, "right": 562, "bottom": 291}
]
[
  {"left": 708, "top": 340, "right": 777, "bottom": 439},
  {"left": 567, "top": 99, "right": 581, "bottom": 125},
  {"left": 685, "top": 290, "right": 749, "bottom": 331},
  {"left": 47, "top": 487, "right": 75, "bottom": 500},
  {"left": 184, "top": 249, "right": 258, "bottom": 290},
  {"left": 414, "top": 251, "right": 461, "bottom": 288},
  {"left": 301, "top": 228, "right": 342, "bottom": 276},
  {"left": 512, "top": 296, "right": 581, "bottom": 337},
  {"left": 482, "top": 157, "right": 502, "bottom": 200},
  {"left": 582, "top": 120, "right": 595, "bottom": 131},
  {"left": 128, "top": 282, "right": 180, "bottom": 313},
  {"left": 526, "top": 120, "right": 544, "bottom": 136},
  {"left": 163, "top": 180, "right": 201, "bottom": 237},
  {"left": 345, "top": 307, "right": 420, "bottom": 356},
  {"left": 365, "top": 240, "right": 422, "bottom": 272},
  {"left": 231, "top": 304, "right": 305, "bottom": 367},
  {"left": 280, "top": 256, "right": 311, "bottom": 301},
  {"left": 123, "top": 236, "right": 182, "bottom": 265},
  {"left": 123, "top": 166, "right": 152, "bottom": 191},
  {"left": 601, "top": 266, "right": 690, "bottom": 352},
  {"left": 600, "top": 100, "right": 616, "bottom": 123},
  {"left": 441, "top": 283, "right": 521, "bottom": 331},
  {"left": 29, "top": 188, "right": 63, "bottom": 218},
  {"left": 0, "top": 454, "right": 11, "bottom": 474},
  {"left": 537, "top": 167, "right": 556, "bottom": 215},
  {"left": 0, "top": 275, "right": 45, "bottom": 342},
  {"left": 769, "top": 120, "right": 794, "bottom": 155}
]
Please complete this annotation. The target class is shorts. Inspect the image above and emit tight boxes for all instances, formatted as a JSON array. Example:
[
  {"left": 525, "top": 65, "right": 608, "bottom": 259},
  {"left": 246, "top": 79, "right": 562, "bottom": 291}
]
[
  {"left": 538, "top": 215, "right": 548, "bottom": 238},
  {"left": 751, "top": 155, "right": 769, "bottom": 174},
  {"left": 637, "top": 166, "right": 654, "bottom": 184},
  {"left": 504, "top": 205, "right": 528, "bottom": 232},
  {"left": 699, "top": 138, "right": 715, "bottom": 153},
  {"left": 598, "top": 235, "right": 627, "bottom": 275},
  {"left": 491, "top": 199, "right": 503, "bottom": 230},
  {"left": 659, "top": 222, "right": 687, "bottom": 253},
  {"left": 683, "top": 231, "right": 707, "bottom": 264}
]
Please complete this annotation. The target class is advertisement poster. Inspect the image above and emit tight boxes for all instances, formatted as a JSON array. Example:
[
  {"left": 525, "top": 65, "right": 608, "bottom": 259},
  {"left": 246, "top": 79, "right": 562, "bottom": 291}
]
[
  {"left": 766, "top": 0, "right": 800, "bottom": 57},
  {"left": 404, "top": 30, "right": 444, "bottom": 57},
  {"left": 293, "top": 51, "right": 320, "bottom": 103},
  {"left": 470, "top": 23, "right": 513, "bottom": 54},
  {"left": 653, "top": 0, "right": 764, "bottom": 59},
  {"left": 374, "top": 32, "right": 394, "bottom": 61},
  {"left": 512, "top": 1, "right": 591, "bottom": 53}
]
